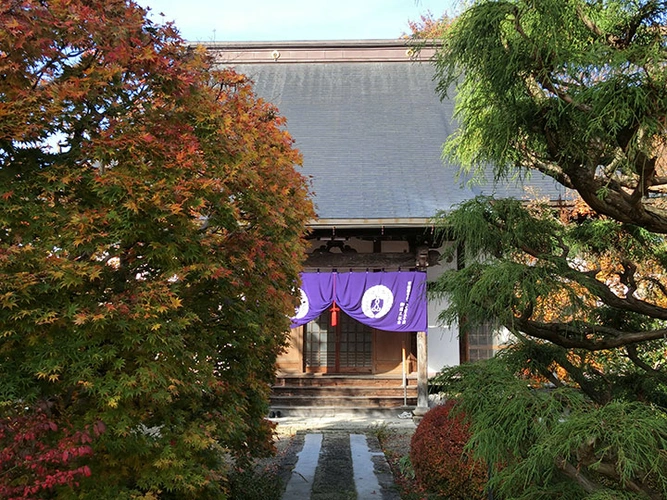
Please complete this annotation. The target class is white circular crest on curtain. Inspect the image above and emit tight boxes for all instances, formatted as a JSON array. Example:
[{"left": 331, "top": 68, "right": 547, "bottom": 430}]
[
  {"left": 294, "top": 288, "right": 309, "bottom": 319},
  {"left": 361, "top": 285, "right": 394, "bottom": 318}
]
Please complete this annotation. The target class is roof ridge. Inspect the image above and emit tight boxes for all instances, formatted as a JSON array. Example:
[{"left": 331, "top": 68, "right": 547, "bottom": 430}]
[{"left": 204, "top": 39, "right": 438, "bottom": 64}]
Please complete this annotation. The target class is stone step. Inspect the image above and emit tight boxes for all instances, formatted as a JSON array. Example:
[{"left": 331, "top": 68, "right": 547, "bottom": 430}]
[
  {"left": 272, "top": 385, "right": 418, "bottom": 397},
  {"left": 271, "top": 375, "right": 418, "bottom": 419},
  {"left": 268, "top": 406, "right": 415, "bottom": 419},
  {"left": 274, "top": 375, "right": 416, "bottom": 388},
  {"left": 270, "top": 395, "right": 417, "bottom": 408}
]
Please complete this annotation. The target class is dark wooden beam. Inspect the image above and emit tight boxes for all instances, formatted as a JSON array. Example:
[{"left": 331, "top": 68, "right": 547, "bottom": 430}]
[
  {"left": 304, "top": 252, "right": 416, "bottom": 271},
  {"left": 303, "top": 251, "right": 441, "bottom": 270}
]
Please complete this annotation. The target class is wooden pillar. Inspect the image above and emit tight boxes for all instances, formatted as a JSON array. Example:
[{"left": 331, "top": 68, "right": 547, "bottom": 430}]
[{"left": 413, "top": 330, "right": 429, "bottom": 423}]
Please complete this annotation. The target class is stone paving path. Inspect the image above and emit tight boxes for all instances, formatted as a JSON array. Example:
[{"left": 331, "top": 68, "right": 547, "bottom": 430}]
[{"left": 281, "top": 431, "right": 401, "bottom": 500}]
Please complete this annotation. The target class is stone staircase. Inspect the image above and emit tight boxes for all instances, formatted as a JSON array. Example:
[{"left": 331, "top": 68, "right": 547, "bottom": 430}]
[{"left": 270, "top": 374, "right": 418, "bottom": 418}]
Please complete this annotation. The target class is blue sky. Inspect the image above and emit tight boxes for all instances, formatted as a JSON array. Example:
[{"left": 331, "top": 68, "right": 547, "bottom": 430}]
[{"left": 137, "top": 0, "right": 460, "bottom": 42}]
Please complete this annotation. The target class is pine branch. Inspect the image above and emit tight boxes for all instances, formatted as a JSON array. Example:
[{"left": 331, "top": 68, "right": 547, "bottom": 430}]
[
  {"left": 643, "top": 275, "right": 667, "bottom": 299},
  {"left": 555, "top": 456, "right": 601, "bottom": 493},
  {"left": 561, "top": 264, "right": 667, "bottom": 322},
  {"left": 514, "top": 317, "right": 667, "bottom": 350},
  {"left": 626, "top": 344, "right": 667, "bottom": 381},
  {"left": 588, "top": 460, "right": 662, "bottom": 499}
]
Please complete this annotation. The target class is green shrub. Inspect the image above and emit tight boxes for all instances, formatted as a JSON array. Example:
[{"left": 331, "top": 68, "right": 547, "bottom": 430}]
[
  {"left": 227, "top": 465, "right": 283, "bottom": 500},
  {"left": 431, "top": 356, "right": 667, "bottom": 499},
  {"left": 410, "top": 400, "right": 487, "bottom": 499}
]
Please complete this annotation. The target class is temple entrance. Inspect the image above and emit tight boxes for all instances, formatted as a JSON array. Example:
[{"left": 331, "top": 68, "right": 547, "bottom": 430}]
[{"left": 305, "top": 310, "right": 372, "bottom": 373}]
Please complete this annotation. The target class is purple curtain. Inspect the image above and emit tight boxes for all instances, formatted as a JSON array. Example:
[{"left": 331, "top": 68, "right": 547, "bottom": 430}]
[{"left": 291, "top": 271, "right": 427, "bottom": 332}]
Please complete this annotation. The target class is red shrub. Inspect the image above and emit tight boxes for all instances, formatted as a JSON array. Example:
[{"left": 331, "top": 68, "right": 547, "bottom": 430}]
[
  {"left": 0, "top": 405, "right": 98, "bottom": 499},
  {"left": 410, "top": 400, "right": 487, "bottom": 500}
]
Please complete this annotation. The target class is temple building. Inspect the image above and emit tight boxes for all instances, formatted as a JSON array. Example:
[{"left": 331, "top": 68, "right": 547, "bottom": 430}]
[{"left": 205, "top": 39, "right": 569, "bottom": 417}]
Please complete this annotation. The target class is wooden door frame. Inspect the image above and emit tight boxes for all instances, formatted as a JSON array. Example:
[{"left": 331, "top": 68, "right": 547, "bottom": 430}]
[{"left": 304, "top": 312, "right": 373, "bottom": 374}]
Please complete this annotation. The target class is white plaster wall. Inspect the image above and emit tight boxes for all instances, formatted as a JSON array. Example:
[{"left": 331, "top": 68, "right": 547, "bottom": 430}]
[
  {"left": 495, "top": 325, "right": 513, "bottom": 349},
  {"left": 427, "top": 306, "right": 459, "bottom": 374},
  {"left": 426, "top": 242, "right": 460, "bottom": 374}
]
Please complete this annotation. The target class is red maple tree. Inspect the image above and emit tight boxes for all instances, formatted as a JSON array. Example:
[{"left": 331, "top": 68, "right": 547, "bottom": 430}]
[{"left": 0, "top": 0, "right": 313, "bottom": 497}]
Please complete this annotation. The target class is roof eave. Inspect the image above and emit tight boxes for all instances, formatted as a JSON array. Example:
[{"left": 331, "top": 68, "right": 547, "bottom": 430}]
[{"left": 308, "top": 218, "right": 433, "bottom": 229}]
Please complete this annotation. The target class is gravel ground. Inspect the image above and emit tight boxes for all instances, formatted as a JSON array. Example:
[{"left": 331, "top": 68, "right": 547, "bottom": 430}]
[
  {"left": 311, "top": 432, "right": 356, "bottom": 499},
  {"left": 379, "top": 429, "right": 419, "bottom": 499}
]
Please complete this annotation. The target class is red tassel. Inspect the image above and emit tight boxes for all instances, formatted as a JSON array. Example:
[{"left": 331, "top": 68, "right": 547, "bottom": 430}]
[{"left": 330, "top": 301, "right": 340, "bottom": 326}]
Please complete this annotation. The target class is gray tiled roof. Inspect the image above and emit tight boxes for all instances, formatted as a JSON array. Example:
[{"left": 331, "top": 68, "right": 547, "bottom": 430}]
[{"left": 230, "top": 59, "right": 569, "bottom": 222}]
